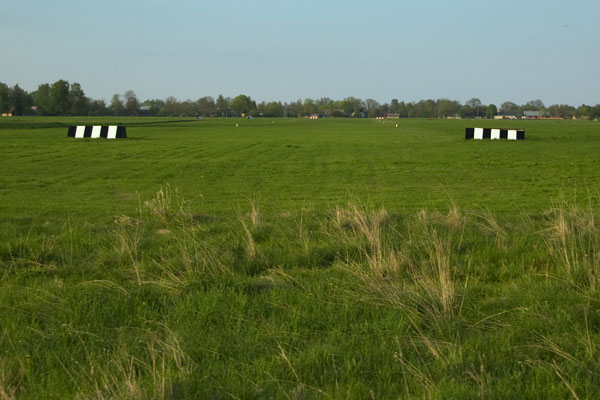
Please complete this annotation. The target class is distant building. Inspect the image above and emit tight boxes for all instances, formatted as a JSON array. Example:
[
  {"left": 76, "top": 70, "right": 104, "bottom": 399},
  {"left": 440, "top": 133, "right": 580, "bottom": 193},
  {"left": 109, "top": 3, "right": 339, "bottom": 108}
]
[
  {"left": 494, "top": 111, "right": 519, "bottom": 120},
  {"left": 522, "top": 111, "right": 551, "bottom": 120},
  {"left": 386, "top": 113, "right": 400, "bottom": 119}
]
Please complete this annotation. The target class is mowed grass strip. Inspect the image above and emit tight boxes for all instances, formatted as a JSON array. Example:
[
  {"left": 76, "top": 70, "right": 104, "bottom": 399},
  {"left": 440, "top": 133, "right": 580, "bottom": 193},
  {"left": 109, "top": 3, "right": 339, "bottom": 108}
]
[
  {"left": 1, "top": 117, "right": 599, "bottom": 219},
  {"left": 1, "top": 117, "right": 600, "bottom": 398}
]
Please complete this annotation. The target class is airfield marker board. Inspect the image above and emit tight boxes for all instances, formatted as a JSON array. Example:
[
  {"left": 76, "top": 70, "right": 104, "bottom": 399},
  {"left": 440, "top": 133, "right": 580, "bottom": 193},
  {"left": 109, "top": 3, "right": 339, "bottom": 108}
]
[
  {"left": 465, "top": 127, "right": 524, "bottom": 140},
  {"left": 67, "top": 125, "right": 127, "bottom": 139}
]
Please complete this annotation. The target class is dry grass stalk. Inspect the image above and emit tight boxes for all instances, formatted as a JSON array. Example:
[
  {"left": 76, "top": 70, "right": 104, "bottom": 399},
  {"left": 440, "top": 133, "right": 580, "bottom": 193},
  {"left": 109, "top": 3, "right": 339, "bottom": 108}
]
[{"left": 544, "top": 205, "right": 600, "bottom": 289}]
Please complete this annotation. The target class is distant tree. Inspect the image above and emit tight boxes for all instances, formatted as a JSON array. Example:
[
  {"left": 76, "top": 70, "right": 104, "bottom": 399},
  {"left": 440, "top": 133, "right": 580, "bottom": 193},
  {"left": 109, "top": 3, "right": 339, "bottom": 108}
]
[
  {"left": 397, "top": 101, "right": 409, "bottom": 118},
  {"left": 197, "top": 96, "right": 216, "bottom": 116},
  {"left": 9, "top": 84, "right": 29, "bottom": 115},
  {"left": 523, "top": 99, "right": 545, "bottom": 111},
  {"left": 231, "top": 94, "right": 256, "bottom": 116},
  {"left": 465, "top": 98, "right": 482, "bottom": 117},
  {"left": 109, "top": 93, "right": 124, "bottom": 116},
  {"left": 0, "top": 82, "right": 10, "bottom": 113},
  {"left": 500, "top": 101, "right": 517, "bottom": 113},
  {"left": 316, "top": 97, "right": 334, "bottom": 116},
  {"left": 341, "top": 97, "right": 361, "bottom": 117},
  {"left": 458, "top": 105, "right": 474, "bottom": 118},
  {"left": 69, "top": 82, "right": 88, "bottom": 115},
  {"left": 437, "top": 98, "right": 461, "bottom": 118},
  {"left": 485, "top": 104, "right": 498, "bottom": 119},
  {"left": 547, "top": 104, "right": 575, "bottom": 118},
  {"left": 88, "top": 99, "right": 108, "bottom": 116},
  {"left": 302, "top": 98, "right": 317, "bottom": 116},
  {"left": 124, "top": 90, "right": 138, "bottom": 116},
  {"left": 363, "top": 98, "right": 380, "bottom": 118},
  {"left": 575, "top": 104, "right": 592, "bottom": 119},
  {"left": 215, "top": 95, "right": 230, "bottom": 117},
  {"left": 50, "top": 80, "right": 71, "bottom": 115},
  {"left": 287, "top": 99, "right": 303, "bottom": 117},
  {"left": 163, "top": 96, "right": 179, "bottom": 116},
  {"left": 390, "top": 98, "right": 399, "bottom": 114},
  {"left": 33, "top": 83, "right": 52, "bottom": 114},
  {"left": 142, "top": 99, "right": 165, "bottom": 116},
  {"left": 258, "top": 101, "right": 284, "bottom": 117}
]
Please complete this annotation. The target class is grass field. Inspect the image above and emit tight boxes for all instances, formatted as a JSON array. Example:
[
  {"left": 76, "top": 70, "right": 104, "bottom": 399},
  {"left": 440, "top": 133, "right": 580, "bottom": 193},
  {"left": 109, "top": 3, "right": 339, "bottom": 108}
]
[{"left": 1, "top": 117, "right": 600, "bottom": 399}]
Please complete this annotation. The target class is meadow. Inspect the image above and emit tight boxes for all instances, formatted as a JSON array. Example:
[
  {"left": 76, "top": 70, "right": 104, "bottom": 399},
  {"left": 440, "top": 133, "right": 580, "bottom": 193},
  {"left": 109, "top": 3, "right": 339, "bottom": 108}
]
[{"left": 1, "top": 117, "right": 600, "bottom": 399}]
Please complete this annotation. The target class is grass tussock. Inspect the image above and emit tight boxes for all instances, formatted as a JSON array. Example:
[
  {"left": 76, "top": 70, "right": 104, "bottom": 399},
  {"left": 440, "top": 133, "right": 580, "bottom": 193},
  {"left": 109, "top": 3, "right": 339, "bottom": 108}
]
[{"left": 544, "top": 202, "right": 600, "bottom": 290}]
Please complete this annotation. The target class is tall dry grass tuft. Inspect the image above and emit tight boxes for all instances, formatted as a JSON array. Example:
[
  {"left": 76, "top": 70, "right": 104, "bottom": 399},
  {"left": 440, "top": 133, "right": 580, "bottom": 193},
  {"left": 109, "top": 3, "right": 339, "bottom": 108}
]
[
  {"left": 473, "top": 209, "right": 507, "bottom": 249},
  {"left": 70, "top": 322, "right": 191, "bottom": 400},
  {"left": 151, "top": 229, "right": 233, "bottom": 293},
  {"left": 411, "top": 229, "right": 455, "bottom": 316},
  {"left": 544, "top": 203, "right": 600, "bottom": 290},
  {"left": 0, "top": 357, "right": 25, "bottom": 400},
  {"left": 113, "top": 219, "right": 144, "bottom": 286},
  {"left": 336, "top": 203, "right": 459, "bottom": 326},
  {"left": 143, "top": 184, "right": 192, "bottom": 225}
]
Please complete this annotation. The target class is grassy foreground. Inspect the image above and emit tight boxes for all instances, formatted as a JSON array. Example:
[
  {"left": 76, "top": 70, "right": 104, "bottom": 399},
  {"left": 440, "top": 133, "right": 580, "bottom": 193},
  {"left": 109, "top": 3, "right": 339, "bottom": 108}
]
[{"left": 1, "top": 117, "right": 600, "bottom": 399}]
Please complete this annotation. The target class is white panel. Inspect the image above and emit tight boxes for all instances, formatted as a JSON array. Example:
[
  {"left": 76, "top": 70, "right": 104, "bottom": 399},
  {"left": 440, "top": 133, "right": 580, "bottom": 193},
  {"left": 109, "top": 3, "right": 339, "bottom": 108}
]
[
  {"left": 508, "top": 130, "right": 517, "bottom": 140},
  {"left": 91, "top": 126, "right": 101, "bottom": 138},
  {"left": 491, "top": 129, "right": 500, "bottom": 140},
  {"left": 474, "top": 128, "right": 483, "bottom": 140},
  {"left": 107, "top": 126, "right": 117, "bottom": 139},
  {"left": 75, "top": 125, "right": 86, "bottom": 138}
]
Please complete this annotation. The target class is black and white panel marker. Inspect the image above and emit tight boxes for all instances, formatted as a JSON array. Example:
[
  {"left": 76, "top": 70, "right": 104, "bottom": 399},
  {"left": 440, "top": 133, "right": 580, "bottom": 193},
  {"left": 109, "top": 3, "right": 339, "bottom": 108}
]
[
  {"left": 465, "top": 128, "right": 524, "bottom": 140},
  {"left": 67, "top": 125, "right": 127, "bottom": 139}
]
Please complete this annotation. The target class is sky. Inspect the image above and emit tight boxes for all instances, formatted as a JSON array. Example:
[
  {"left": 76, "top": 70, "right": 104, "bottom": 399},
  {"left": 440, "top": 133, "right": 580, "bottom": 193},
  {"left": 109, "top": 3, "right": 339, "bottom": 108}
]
[{"left": 1, "top": 0, "right": 599, "bottom": 106}]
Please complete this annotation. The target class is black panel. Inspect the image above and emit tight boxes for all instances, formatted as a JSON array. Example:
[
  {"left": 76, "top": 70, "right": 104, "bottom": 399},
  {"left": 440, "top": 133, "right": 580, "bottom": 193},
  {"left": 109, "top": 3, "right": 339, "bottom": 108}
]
[
  {"left": 465, "top": 127, "right": 474, "bottom": 139},
  {"left": 517, "top": 130, "right": 525, "bottom": 140},
  {"left": 483, "top": 128, "right": 491, "bottom": 139},
  {"left": 67, "top": 126, "right": 76, "bottom": 137},
  {"left": 100, "top": 126, "right": 109, "bottom": 138},
  {"left": 500, "top": 129, "right": 508, "bottom": 139},
  {"left": 116, "top": 126, "right": 127, "bottom": 138},
  {"left": 84, "top": 126, "right": 93, "bottom": 138}
]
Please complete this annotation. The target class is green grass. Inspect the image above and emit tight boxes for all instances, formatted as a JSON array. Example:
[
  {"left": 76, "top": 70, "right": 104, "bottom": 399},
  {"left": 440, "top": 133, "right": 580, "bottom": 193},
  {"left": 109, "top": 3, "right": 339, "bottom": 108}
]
[{"left": 1, "top": 117, "right": 600, "bottom": 399}]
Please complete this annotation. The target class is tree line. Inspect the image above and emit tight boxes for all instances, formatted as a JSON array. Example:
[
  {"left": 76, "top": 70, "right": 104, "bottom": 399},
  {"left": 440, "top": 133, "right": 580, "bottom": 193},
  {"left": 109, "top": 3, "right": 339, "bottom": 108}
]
[{"left": 1, "top": 79, "right": 600, "bottom": 120}]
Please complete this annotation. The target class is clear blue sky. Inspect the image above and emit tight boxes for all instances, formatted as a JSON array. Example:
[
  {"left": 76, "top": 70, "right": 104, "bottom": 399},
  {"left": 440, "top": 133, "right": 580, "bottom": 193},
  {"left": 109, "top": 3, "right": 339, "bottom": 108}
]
[{"left": 1, "top": 0, "right": 598, "bottom": 106}]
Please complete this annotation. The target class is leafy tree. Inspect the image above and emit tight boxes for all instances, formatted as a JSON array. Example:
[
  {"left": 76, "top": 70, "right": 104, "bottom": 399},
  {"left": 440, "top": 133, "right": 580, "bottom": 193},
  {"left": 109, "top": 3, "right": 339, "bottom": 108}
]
[
  {"left": 124, "top": 90, "right": 138, "bottom": 116},
  {"left": 500, "top": 101, "right": 517, "bottom": 113},
  {"left": 523, "top": 99, "right": 545, "bottom": 111},
  {"left": 88, "top": 99, "right": 108, "bottom": 116},
  {"left": 390, "top": 99, "right": 399, "bottom": 114},
  {"left": 163, "top": 96, "right": 179, "bottom": 116},
  {"left": 465, "top": 98, "right": 482, "bottom": 117},
  {"left": 197, "top": 96, "right": 216, "bottom": 117},
  {"left": 547, "top": 104, "right": 575, "bottom": 118},
  {"left": 486, "top": 104, "right": 498, "bottom": 119},
  {"left": 109, "top": 94, "right": 124, "bottom": 116},
  {"left": 50, "top": 80, "right": 71, "bottom": 115},
  {"left": 231, "top": 94, "right": 255, "bottom": 116},
  {"left": 9, "top": 84, "right": 30, "bottom": 115},
  {"left": 575, "top": 104, "right": 592, "bottom": 119},
  {"left": 437, "top": 98, "right": 461, "bottom": 118},
  {"left": 363, "top": 99, "right": 380, "bottom": 118},
  {"left": 0, "top": 82, "right": 10, "bottom": 113},
  {"left": 33, "top": 83, "right": 52, "bottom": 114},
  {"left": 215, "top": 95, "right": 230, "bottom": 117},
  {"left": 302, "top": 98, "right": 317, "bottom": 116},
  {"left": 69, "top": 83, "right": 88, "bottom": 115},
  {"left": 458, "top": 105, "right": 474, "bottom": 118},
  {"left": 287, "top": 99, "right": 303, "bottom": 117}
]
